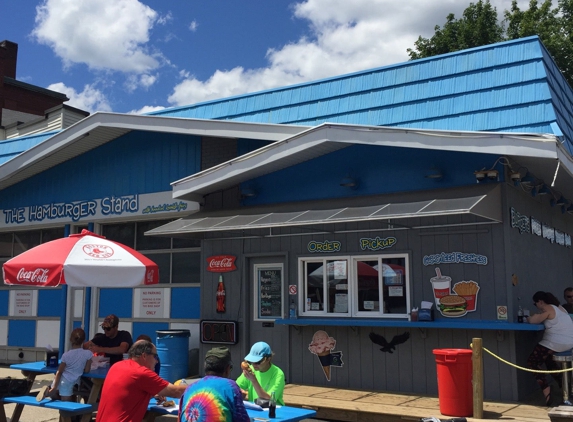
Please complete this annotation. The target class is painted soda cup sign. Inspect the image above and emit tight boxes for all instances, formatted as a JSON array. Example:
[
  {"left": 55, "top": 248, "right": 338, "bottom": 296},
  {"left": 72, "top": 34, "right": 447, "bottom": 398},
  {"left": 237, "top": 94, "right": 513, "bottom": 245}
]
[
  {"left": 430, "top": 267, "right": 451, "bottom": 307},
  {"left": 206, "top": 255, "right": 237, "bottom": 272}
]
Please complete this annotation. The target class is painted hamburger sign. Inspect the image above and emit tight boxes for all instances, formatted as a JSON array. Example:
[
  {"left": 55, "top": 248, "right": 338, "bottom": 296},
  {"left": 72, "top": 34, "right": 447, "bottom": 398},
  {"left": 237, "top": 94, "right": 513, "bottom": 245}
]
[
  {"left": 430, "top": 267, "right": 481, "bottom": 318},
  {"left": 438, "top": 295, "right": 467, "bottom": 317}
]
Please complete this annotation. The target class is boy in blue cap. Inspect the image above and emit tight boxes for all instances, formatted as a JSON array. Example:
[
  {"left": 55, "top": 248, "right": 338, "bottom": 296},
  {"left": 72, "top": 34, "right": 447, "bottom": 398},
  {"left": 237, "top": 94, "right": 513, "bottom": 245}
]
[{"left": 237, "top": 341, "right": 285, "bottom": 405}]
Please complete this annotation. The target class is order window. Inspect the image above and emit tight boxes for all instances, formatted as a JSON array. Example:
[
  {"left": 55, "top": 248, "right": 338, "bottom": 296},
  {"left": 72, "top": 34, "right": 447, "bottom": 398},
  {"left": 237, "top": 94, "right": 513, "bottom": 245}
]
[{"left": 299, "top": 254, "right": 409, "bottom": 318}]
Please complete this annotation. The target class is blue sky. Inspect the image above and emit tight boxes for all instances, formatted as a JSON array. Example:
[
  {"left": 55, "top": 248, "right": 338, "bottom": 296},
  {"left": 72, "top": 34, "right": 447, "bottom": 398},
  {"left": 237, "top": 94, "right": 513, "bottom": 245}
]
[{"left": 1, "top": 0, "right": 527, "bottom": 115}]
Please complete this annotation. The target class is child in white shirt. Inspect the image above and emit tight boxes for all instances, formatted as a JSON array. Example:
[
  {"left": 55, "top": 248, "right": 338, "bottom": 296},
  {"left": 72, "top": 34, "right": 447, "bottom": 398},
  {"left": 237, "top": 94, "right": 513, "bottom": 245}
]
[{"left": 37, "top": 328, "right": 93, "bottom": 401}]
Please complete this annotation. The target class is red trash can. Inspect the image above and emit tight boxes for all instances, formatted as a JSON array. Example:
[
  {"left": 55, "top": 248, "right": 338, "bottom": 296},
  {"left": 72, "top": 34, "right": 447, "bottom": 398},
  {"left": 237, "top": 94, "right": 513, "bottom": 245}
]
[{"left": 433, "top": 348, "right": 473, "bottom": 417}]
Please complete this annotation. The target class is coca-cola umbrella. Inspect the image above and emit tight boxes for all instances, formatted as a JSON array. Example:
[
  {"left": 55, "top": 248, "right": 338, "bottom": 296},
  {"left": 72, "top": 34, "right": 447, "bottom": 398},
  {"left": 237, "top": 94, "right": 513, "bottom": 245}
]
[{"left": 2, "top": 229, "right": 159, "bottom": 287}]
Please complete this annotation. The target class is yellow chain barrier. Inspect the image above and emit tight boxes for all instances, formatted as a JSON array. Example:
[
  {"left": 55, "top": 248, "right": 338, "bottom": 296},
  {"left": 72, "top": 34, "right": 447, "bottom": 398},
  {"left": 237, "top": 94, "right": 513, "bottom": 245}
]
[{"left": 470, "top": 342, "right": 573, "bottom": 374}]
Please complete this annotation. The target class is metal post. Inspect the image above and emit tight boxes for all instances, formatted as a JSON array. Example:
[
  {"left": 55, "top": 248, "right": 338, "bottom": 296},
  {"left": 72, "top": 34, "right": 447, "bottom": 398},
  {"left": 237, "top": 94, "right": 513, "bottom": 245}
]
[{"left": 472, "top": 337, "right": 484, "bottom": 418}]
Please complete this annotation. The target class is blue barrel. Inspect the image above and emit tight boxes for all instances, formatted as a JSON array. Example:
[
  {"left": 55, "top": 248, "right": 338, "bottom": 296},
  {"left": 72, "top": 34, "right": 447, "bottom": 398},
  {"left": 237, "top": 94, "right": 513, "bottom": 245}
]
[{"left": 156, "top": 329, "right": 190, "bottom": 382}]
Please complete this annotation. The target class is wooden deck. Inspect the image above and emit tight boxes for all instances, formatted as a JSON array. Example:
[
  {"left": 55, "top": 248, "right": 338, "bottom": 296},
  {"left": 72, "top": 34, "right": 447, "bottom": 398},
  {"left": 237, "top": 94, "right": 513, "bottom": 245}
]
[{"left": 283, "top": 384, "right": 553, "bottom": 422}]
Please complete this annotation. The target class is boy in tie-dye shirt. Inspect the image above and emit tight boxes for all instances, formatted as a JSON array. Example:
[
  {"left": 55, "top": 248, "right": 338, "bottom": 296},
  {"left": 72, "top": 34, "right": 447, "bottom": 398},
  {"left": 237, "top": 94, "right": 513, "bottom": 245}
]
[{"left": 179, "top": 347, "right": 249, "bottom": 422}]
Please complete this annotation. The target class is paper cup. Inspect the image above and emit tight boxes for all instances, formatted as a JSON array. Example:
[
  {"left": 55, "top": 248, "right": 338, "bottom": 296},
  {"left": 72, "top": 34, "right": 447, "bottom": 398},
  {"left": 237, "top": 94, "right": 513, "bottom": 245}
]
[{"left": 430, "top": 275, "right": 451, "bottom": 307}]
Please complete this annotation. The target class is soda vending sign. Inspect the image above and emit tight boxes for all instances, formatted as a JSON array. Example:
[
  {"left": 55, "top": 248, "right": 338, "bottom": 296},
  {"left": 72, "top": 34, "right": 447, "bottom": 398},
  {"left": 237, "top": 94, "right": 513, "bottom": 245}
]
[{"left": 206, "top": 255, "right": 237, "bottom": 272}]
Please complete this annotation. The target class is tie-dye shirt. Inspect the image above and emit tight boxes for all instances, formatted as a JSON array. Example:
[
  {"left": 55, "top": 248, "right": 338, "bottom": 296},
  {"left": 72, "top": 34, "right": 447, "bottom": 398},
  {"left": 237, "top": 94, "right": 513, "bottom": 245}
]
[{"left": 178, "top": 375, "right": 250, "bottom": 422}]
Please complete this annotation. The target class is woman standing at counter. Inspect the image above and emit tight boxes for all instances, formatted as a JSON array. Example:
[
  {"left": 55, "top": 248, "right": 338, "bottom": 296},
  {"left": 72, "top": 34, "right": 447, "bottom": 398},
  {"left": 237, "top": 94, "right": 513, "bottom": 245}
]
[
  {"left": 527, "top": 291, "right": 573, "bottom": 406},
  {"left": 237, "top": 341, "right": 285, "bottom": 405}
]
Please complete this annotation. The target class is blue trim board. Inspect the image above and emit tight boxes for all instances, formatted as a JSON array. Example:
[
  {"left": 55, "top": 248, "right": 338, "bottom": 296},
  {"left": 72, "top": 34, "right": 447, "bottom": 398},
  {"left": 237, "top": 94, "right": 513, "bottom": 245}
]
[
  {"left": 0, "top": 291, "right": 9, "bottom": 317},
  {"left": 8, "top": 320, "right": 36, "bottom": 347},
  {"left": 37, "top": 289, "right": 63, "bottom": 317},
  {"left": 170, "top": 287, "right": 200, "bottom": 319},
  {"left": 98, "top": 289, "right": 133, "bottom": 318},
  {"left": 275, "top": 318, "right": 544, "bottom": 331},
  {"left": 132, "top": 322, "right": 170, "bottom": 343}
]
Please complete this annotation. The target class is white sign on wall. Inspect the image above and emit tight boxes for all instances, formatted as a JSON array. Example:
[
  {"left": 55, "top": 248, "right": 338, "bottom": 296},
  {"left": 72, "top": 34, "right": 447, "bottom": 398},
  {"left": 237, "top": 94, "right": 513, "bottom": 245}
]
[
  {"left": 9, "top": 290, "right": 38, "bottom": 317},
  {"left": 1, "top": 191, "right": 199, "bottom": 229},
  {"left": 134, "top": 288, "right": 169, "bottom": 318}
]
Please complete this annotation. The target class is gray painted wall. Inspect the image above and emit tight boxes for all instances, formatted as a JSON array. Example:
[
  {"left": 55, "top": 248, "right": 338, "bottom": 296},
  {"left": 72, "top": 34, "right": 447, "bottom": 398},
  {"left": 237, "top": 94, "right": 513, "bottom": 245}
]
[{"left": 197, "top": 183, "right": 573, "bottom": 401}]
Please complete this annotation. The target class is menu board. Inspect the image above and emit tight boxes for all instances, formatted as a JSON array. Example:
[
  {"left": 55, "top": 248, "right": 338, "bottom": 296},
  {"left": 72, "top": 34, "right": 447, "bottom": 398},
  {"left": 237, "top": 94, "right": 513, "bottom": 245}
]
[{"left": 257, "top": 267, "right": 283, "bottom": 319}]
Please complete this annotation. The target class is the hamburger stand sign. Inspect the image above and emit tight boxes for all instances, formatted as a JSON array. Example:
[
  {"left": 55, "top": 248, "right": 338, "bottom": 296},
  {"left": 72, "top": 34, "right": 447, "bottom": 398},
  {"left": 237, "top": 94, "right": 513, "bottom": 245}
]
[{"left": 424, "top": 251, "right": 486, "bottom": 318}]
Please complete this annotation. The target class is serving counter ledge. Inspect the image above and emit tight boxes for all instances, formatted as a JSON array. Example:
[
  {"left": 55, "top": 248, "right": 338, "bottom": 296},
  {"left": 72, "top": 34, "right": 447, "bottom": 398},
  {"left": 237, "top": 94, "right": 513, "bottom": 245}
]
[{"left": 275, "top": 318, "right": 544, "bottom": 331}]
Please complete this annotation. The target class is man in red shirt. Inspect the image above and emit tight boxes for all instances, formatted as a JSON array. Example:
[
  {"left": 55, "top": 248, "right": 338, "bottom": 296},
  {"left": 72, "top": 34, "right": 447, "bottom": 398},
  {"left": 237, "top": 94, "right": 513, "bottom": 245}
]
[{"left": 96, "top": 340, "right": 187, "bottom": 422}]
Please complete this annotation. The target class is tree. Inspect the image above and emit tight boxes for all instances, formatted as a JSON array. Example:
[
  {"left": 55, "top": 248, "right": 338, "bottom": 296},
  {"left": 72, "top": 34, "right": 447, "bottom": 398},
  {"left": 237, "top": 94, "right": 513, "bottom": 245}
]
[
  {"left": 407, "top": 0, "right": 504, "bottom": 60},
  {"left": 504, "top": 0, "right": 573, "bottom": 85},
  {"left": 407, "top": 0, "right": 573, "bottom": 86}
]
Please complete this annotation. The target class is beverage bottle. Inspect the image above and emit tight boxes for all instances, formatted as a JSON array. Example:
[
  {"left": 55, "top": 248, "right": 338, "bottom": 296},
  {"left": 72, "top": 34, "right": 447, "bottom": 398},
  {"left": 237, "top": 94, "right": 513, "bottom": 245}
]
[
  {"left": 216, "top": 275, "right": 226, "bottom": 313},
  {"left": 269, "top": 391, "right": 276, "bottom": 418},
  {"left": 289, "top": 300, "right": 297, "bottom": 319},
  {"left": 517, "top": 306, "right": 523, "bottom": 323}
]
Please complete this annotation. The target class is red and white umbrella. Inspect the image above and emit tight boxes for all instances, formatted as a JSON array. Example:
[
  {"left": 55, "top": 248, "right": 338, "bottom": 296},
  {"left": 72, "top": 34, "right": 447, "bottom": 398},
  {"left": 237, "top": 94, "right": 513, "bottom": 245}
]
[{"left": 2, "top": 229, "right": 158, "bottom": 288}]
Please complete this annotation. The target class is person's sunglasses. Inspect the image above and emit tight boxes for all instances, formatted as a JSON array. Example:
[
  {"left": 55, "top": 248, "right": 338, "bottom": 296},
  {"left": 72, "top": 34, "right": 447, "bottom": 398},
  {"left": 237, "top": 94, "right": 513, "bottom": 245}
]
[
  {"left": 248, "top": 359, "right": 264, "bottom": 365},
  {"left": 102, "top": 326, "right": 114, "bottom": 331},
  {"left": 144, "top": 352, "right": 159, "bottom": 360}
]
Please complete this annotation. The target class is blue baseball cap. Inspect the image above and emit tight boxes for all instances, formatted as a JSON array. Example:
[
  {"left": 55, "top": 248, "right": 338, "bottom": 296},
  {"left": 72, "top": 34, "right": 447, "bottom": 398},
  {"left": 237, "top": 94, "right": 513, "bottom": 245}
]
[{"left": 244, "top": 341, "right": 272, "bottom": 362}]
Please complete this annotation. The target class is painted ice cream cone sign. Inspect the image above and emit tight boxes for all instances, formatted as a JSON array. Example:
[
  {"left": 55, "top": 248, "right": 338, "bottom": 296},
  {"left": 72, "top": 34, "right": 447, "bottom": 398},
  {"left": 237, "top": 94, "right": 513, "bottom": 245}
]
[{"left": 308, "top": 330, "right": 343, "bottom": 381}]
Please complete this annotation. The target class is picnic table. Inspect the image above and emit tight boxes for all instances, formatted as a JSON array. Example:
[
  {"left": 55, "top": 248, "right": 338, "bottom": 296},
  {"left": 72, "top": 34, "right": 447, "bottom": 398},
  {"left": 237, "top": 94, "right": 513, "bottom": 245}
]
[
  {"left": 5, "top": 361, "right": 108, "bottom": 422},
  {"left": 146, "top": 397, "right": 317, "bottom": 422}
]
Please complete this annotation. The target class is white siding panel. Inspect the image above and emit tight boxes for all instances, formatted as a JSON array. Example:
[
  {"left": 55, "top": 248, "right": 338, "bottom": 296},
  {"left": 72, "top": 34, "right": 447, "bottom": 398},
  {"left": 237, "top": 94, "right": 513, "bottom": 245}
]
[
  {"left": 36, "top": 320, "right": 60, "bottom": 350},
  {"left": 0, "top": 320, "right": 8, "bottom": 346}
]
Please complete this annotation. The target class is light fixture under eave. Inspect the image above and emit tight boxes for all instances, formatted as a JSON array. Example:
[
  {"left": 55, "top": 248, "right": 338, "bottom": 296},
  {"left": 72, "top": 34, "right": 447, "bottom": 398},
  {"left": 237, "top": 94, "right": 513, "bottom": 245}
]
[
  {"left": 340, "top": 177, "right": 358, "bottom": 188},
  {"left": 474, "top": 170, "right": 487, "bottom": 182},
  {"left": 516, "top": 173, "right": 536, "bottom": 187},
  {"left": 486, "top": 170, "right": 499, "bottom": 181},
  {"left": 532, "top": 185, "right": 551, "bottom": 197},
  {"left": 424, "top": 168, "right": 443, "bottom": 180},
  {"left": 550, "top": 196, "right": 566, "bottom": 207},
  {"left": 240, "top": 187, "right": 257, "bottom": 198}
]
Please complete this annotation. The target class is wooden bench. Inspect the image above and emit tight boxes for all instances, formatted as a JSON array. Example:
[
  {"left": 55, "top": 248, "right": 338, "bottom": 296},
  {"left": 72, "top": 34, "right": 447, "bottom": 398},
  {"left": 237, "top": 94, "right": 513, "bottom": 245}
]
[
  {"left": 283, "top": 384, "right": 551, "bottom": 422},
  {"left": 3, "top": 395, "right": 96, "bottom": 422}
]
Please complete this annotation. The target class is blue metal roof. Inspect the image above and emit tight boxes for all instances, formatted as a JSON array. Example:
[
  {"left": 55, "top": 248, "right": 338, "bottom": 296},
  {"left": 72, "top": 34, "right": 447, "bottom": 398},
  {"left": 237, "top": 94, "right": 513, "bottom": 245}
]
[
  {"left": 150, "top": 36, "right": 571, "bottom": 149},
  {"left": 0, "top": 131, "right": 60, "bottom": 165}
]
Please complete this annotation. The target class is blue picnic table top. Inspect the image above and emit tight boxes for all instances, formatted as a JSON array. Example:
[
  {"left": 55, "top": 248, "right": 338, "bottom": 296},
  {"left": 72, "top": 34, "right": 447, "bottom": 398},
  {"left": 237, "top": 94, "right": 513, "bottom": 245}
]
[
  {"left": 10, "top": 361, "right": 108, "bottom": 379},
  {"left": 148, "top": 397, "right": 317, "bottom": 422}
]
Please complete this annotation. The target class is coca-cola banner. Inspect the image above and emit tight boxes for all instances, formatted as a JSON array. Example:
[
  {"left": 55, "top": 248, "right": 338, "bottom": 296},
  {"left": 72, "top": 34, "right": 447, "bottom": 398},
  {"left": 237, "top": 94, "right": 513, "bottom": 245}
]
[{"left": 206, "top": 255, "right": 237, "bottom": 272}]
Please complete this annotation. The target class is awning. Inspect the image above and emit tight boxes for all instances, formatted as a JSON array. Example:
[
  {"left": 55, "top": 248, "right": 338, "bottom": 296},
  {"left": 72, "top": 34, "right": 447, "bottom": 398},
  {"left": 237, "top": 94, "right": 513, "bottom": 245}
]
[{"left": 147, "top": 185, "right": 502, "bottom": 237}]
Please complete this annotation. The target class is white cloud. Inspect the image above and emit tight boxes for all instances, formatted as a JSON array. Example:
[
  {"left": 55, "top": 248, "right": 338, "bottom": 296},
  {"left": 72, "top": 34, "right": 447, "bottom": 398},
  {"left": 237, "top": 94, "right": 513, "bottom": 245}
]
[
  {"left": 189, "top": 20, "right": 198, "bottom": 32},
  {"left": 130, "top": 105, "right": 166, "bottom": 115},
  {"left": 125, "top": 73, "right": 158, "bottom": 92},
  {"left": 139, "top": 74, "right": 157, "bottom": 89},
  {"left": 157, "top": 12, "right": 173, "bottom": 25},
  {"left": 168, "top": 0, "right": 530, "bottom": 106},
  {"left": 47, "top": 82, "right": 112, "bottom": 113},
  {"left": 32, "top": 0, "right": 160, "bottom": 73}
]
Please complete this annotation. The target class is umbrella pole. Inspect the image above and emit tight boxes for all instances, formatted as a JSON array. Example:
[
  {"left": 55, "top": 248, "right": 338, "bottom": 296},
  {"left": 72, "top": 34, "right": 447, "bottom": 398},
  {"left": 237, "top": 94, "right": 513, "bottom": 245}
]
[
  {"left": 58, "top": 285, "right": 68, "bottom": 357},
  {"left": 83, "top": 287, "right": 92, "bottom": 339}
]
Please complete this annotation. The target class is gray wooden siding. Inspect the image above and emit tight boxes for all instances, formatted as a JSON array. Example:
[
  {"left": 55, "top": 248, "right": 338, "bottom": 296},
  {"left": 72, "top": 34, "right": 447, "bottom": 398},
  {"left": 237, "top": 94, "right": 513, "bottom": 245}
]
[{"left": 197, "top": 183, "right": 573, "bottom": 401}]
